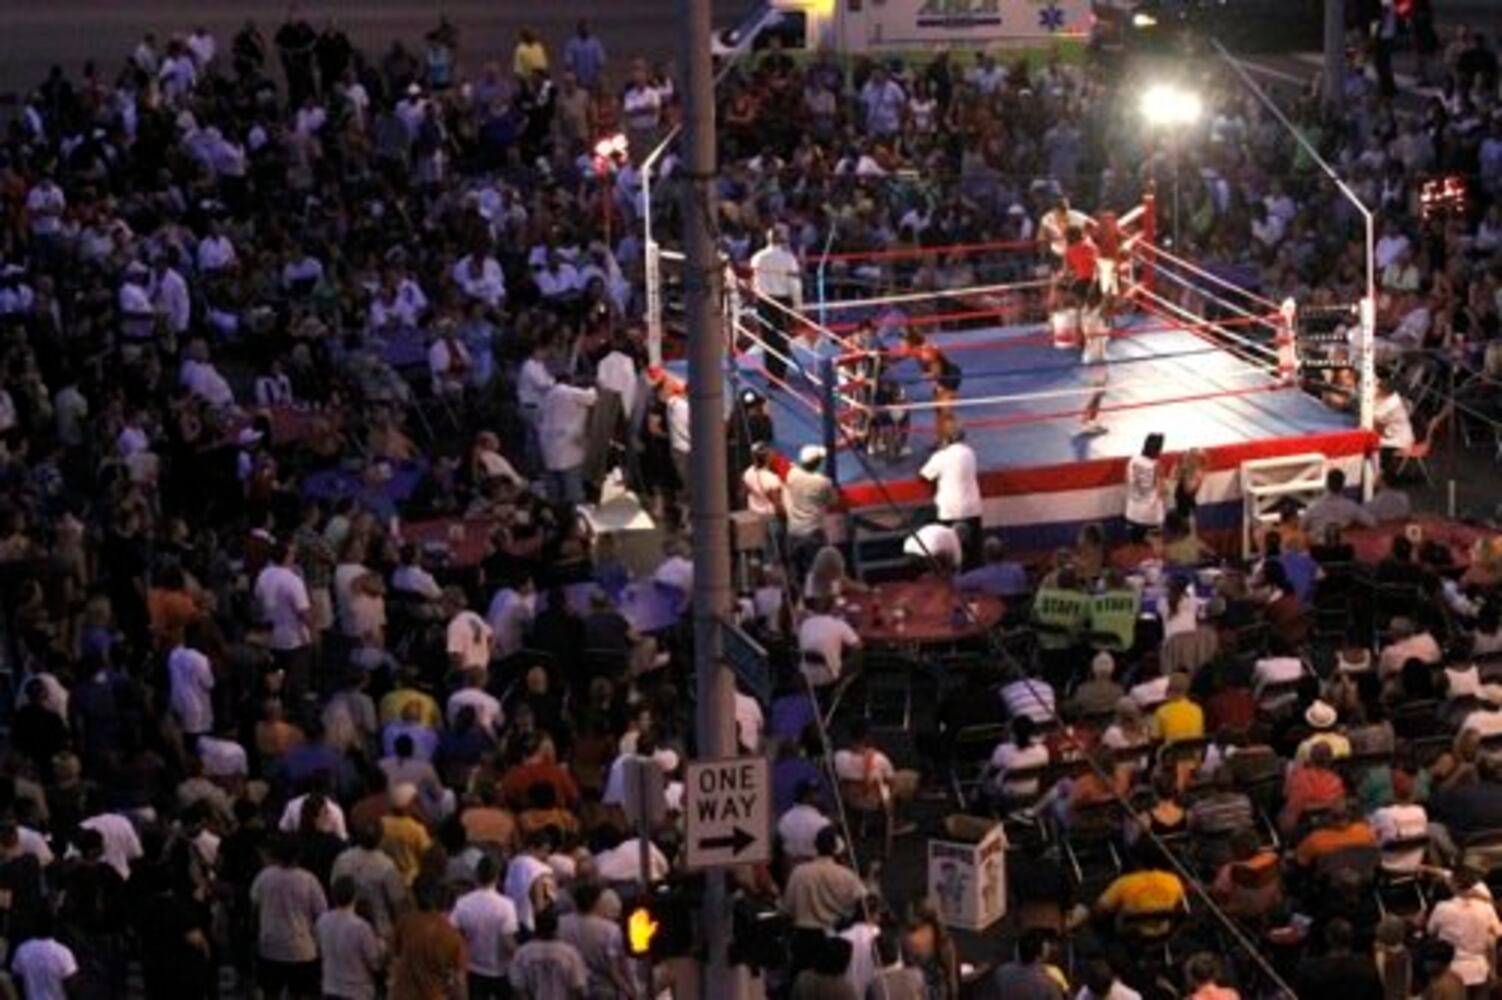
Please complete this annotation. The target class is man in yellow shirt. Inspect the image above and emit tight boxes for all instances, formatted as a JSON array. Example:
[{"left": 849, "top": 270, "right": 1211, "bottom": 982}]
[
  {"left": 1153, "top": 672, "right": 1205, "bottom": 744},
  {"left": 513, "top": 29, "right": 549, "bottom": 79},
  {"left": 378, "top": 672, "right": 440, "bottom": 728},
  {"left": 1095, "top": 846, "right": 1187, "bottom": 936},
  {"left": 380, "top": 783, "right": 433, "bottom": 885}
]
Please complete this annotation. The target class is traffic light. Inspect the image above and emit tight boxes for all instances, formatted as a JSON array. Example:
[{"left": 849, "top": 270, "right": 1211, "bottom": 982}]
[
  {"left": 626, "top": 904, "right": 660, "bottom": 957},
  {"left": 729, "top": 894, "right": 789, "bottom": 970},
  {"left": 623, "top": 882, "right": 695, "bottom": 960}
]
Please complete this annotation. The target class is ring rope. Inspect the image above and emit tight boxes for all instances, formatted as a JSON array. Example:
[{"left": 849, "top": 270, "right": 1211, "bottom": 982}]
[
  {"left": 732, "top": 324, "right": 827, "bottom": 390},
  {"left": 1132, "top": 241, "right": 1283, "bottom": 313},
  {"left": 827, "top": 304, "right": 1032, "bottom": 335},
  {"left": 1138, "top": 261, "right": 1284, "bottom": 336},
  {"left": 733, "top": 321, "right": 868, "bottom": 410},
  {"left": 858, "top": 363, "right": 1280, "bottom": 415},
  {"left": 811, "top": 277, "right": 1051, "bottom": 313},
  {"left": 736, "top": 281, "right": 858, "bottom": 353},
  {"left": 1128, "top": 283, "right": 1280, "bottom": 365},
  {"left": 879, "top": 381, "right": 1296, "bottom": 435},
  {"left": 865, "top": 342, "right": 1241, "bottom": 385},
  {"left": 830, "top": 307, "right": 1277, "bottom": 349},
  {"left": 815, "top": 236, "right": 1039, "bottom": 265}
]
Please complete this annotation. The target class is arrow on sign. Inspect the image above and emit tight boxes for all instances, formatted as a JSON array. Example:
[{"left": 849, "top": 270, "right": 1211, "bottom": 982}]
[{"left": 697, "top": 826, "right": 756, "bottom": 856}]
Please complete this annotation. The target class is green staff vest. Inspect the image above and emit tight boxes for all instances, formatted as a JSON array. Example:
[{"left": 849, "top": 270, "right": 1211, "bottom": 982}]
[
  {"left": 1033, "top": 587, "right": 1091, "bottom": 649},
  {"left": 1090, "top": 589, "right": 1141, "bottom": 651}
]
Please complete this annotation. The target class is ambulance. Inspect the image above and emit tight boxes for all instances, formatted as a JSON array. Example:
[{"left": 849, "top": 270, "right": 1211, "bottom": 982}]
[{"left": 711, "top": 0, "right": 1094, "bottom": 58}]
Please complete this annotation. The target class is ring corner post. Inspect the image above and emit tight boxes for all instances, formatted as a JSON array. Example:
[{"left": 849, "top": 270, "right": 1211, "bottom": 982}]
[
  {"left": 1358, "top": 293, "right": 1378, "bottom": 501},
  {"left": 820, "top": 356, "right": 839, "bottom": 489},
  {"left": 1142, "top": 190, "right": 1157, "bottom": 295}
]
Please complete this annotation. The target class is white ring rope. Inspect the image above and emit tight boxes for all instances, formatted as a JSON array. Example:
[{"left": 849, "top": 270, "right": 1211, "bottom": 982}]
[
  {"left": 1128, "top": 282, "right": 1281, "bottom": 365},
  {"left": 811, "top": 277, "right": 1052, "bottom": 313},
  {"left": 1133, "top": 241, "right": 1283, "bottom": 313},
  {"left": 736, "top": 280, "right": 857, "bottom": 353},
  {"left": 1140, "top": 263, "right": 1283, "bottom": 337},
  {"left": 860, "top": 363, "right": 1282, "bottom": 415},
  {"left": 732, "top": 320, "right": 868, "bottom": 410},
  {"left": 732, "top": 323, "right": 826, "bottom": 389}
]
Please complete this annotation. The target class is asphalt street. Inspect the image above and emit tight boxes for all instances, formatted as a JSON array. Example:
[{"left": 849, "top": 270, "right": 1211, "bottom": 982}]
[
  {"left": 0, "top": 0, "right": 742, "bottom": 99},
  {"left": 1, "top": 1, "right": 1496, "bottom": 102}
]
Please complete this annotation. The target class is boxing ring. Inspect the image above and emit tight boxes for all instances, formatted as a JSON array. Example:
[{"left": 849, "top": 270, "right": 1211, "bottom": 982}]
[{"left": 653, "top": 196, "right": 1376, "bottom": 556}]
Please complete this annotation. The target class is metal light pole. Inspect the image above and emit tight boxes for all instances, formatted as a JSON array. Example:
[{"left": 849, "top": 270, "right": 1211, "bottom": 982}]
[
  {"left": 1215, "top": 40, "right": 1378, "bottom": 495},
  {"left": 680, "top": 0, "right": 736, "bottom": 993},
  {"left": 643, "top": 60, "right": 742, "bottom": 368},
  {"left": 1139, "top": 84, "right": 1202, "bottom": 250},
  {"left": 1323, "top": 0, "right": 1346, "bottom": 114},
  {"left": 642, "top": 127, "right": 679, "bottom": 368},
  {"left": 1171, "top": 135, "right": 1182, "bottom": 249}
]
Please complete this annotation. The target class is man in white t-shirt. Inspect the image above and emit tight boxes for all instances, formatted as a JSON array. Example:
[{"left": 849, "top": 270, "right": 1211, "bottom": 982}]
[
  {"left": 516, "top": 342, "right": 557, "bottom": 423},
  {"left": 734, "top": 688, "right": 765, "bottom": 753},
  {"left": 777, "top": 781, "right": 833, "bottom": 863},
  {"left": 1459, "top": 686, "right": 1502, "bottom": 742},
  {"left": 1251, "top": 648, "right": 1304, "bottom": 711},
  {"left": 833, "top": 721, "right": 919, "bottom": 835},
  {"left": 1371, "top": 772, "right": 1428, "bottom": 873},
  {"left": 445, "top": 590, "right": 495, "bottom": 672},
  {"left": 1427, "top": 867, "right": 1502, "bottom": 989},
  {"left": 26, "top": 177, "right": 66, "bottom": 242},
  {"left": 504, "top": 830, "right": 559, "bottom": 932},
  {"left": 168, "top": 638, "right": 216, "bottom": 737},
  {"left": 277, "top": 794, "right": 348, "bottom": 839},
  {"left": 742, "top": 442, "right": 784, "bottom": 519},
  {"left": 1377, "top": 617, "right": 1443, "bottom": 679},
  {"left": 11, "top": 924, "right": 78, "bottom": 1000},
  {"left": 254, "top": 541, "right": 314, "bottom": 700},
  {"left": 1124, "top": 433, "right": 1166, "bottom": 536},
  {"left": 486, "top": 578, "right": 537, "bottom": 661},
  {"left": 447, "top": 669, "right": 503, "bottom": 734},
  {"left": 903, "top": 522, "right": 964, "bottom": 574},
  {"left": 538, "top": 376, "right": 598, "bottom": 504},
  {"left": 797, "top": 603, "right": 861, "bottom": 689},
  {"left": 1373, "top": 380, "right": 1415, "bottom": 455},
  {"left": 667, "top": 388, "right": 692, "bottom": 497},
  {"left": 451, "top": 855, "right": 520, "bottom": 993},
  {"left": 920, "top": 429, "right": 983, "bottom": 568},
  {"left": 79, "top": 811, "right": 144, "bottom": 880}
]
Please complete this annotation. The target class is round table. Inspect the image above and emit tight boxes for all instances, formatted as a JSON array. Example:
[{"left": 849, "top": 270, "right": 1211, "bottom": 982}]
[
  {"left": 402, "top": 516, "right": 495, "bottom": 569},
  {"left": 840, "top": 579, "right": 1004, "bottom": 645},
  {"left": 566, "top": 579, "right": 685, "bottom": 633},
  {"left": 1346, "top": 517, "right": 1493, "bottom": 571}
]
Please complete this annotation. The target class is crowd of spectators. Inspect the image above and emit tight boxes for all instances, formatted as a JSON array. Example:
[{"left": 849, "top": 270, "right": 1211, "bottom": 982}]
[{"left": 0, "top": 4, "right": 1494, "bottom": 1000}]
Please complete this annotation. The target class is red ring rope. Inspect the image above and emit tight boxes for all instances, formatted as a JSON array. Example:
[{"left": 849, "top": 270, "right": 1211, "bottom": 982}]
[
  {"left": 839, "top": 381, "right": 1293, "bottom": 443},
  {"left": 815, "top": 237, "right": 1040, "bottom": 265}
]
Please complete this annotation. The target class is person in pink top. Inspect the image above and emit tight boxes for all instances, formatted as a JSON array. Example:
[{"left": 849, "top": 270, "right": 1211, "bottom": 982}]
[{"left": 1184, "top": 954, "right": 1241, "bottom": 1000}]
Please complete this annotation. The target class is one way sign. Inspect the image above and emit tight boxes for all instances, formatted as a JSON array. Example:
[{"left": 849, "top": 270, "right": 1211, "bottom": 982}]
[{"left": 684, "top": 756, "right": 771, "bottom": 870}]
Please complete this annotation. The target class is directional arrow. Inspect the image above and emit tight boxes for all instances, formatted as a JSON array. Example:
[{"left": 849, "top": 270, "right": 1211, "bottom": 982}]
[{"left": 697, "top": 826, "right": 755, "bottom": 856}]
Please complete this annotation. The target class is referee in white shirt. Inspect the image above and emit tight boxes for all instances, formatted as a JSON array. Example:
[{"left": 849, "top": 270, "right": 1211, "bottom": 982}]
[{"left": 749, "top": 223, "right": 803, "bottom": 384}]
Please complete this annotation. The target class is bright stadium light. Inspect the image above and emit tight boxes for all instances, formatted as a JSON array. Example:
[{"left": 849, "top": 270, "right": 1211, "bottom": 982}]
[
  {"left": 1139, "top": 83, "right": 1203, "bottom": 128},
  {"left": 1138, "top": 83, "right": 1203, "bottom": 247}
]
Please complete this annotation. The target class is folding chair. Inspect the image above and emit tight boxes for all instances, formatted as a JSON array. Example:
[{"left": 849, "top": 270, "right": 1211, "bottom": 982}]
[
  {"left": 1375, "top": 834, "right": 1432, "bottom": 918},
  {"left": 1254, "top": 678, "right": 1304, "bottom": 718},
  {"left": 1375, "top": 583, "right": 1424, "bottom": 632},
  {"left": 948, "top": 722, "right": 1009, "bottom": 810},
  {"left": 1460, "top": 829, "right": 1502, "bottom": 884},
  {"left": 1392, "top": 403, "right": 1452, "bottom": 485},
  {"left": 862, "top": 652, "right": 920, "bottom": 731},
  {"left": 1062, "top": 800, "right": 1125, "bottom": 884},
  {"left": 800, "top": 650, "right": 856, "bottom": 730},
  {"left": 1390, "top": 700, "right": 1446, "bottom": 742},
  {"left": 1117, "top": 900, "right": 1191, "bottom": 968}
]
